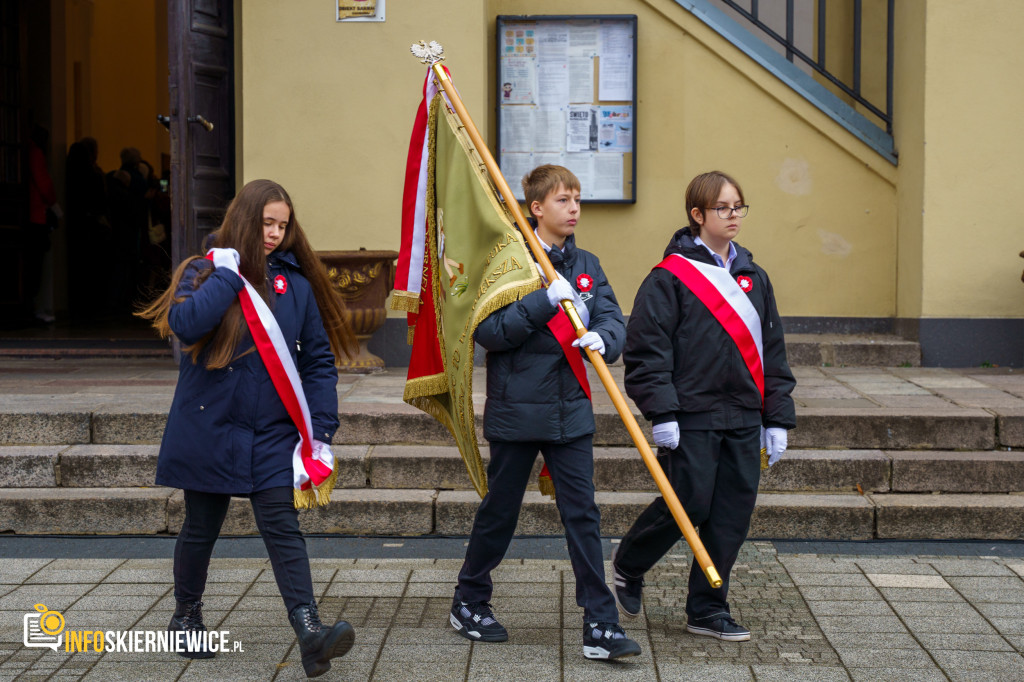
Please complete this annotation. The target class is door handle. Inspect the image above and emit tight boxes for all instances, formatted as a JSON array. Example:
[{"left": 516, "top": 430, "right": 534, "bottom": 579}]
[
  {"left": 187, "top": 114, "right": 215, "bottom": 132},
  {"left": 156, "top": 114, "right": 170, "bottom": 130}
]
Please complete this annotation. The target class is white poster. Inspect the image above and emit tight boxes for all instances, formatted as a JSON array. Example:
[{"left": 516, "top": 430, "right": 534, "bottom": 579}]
[
  {"left": 598, "top": 23, "right": 633, "bottom": 101},
  {"left": 501, "top": 56, "right": 536, "bottom": 104},
  {"left": 592, "top": 153, "right": 625, "bottom": 199},
  {"left": 597, "top": 106, "right": 632, "bottom": 153},
  {"left": 566, "top": 106, "right": 595, "bottom": 153}
]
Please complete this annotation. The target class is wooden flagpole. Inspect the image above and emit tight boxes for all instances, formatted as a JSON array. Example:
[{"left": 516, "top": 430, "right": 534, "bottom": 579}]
[{"left": 417, "top": 48, "right": 721, "bottom": 588}]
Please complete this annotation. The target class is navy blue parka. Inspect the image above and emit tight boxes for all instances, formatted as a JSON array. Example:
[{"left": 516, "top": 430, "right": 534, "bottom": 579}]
[
  {"left": 477, "top": 233, "right": 625, "bottom": 443},
  {"left": 156, "top": 251, "right": 340, "bottom": 494}
]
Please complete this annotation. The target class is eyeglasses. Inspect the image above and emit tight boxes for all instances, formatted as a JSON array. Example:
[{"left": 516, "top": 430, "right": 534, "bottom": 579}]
[{"left": 707, "top": 205, "right": 749, "bottom": 219}]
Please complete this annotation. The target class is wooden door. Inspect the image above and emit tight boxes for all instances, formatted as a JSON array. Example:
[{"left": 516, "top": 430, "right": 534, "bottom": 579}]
[{"left": 168, "top": 0, "right": 234, "bottom": 266}]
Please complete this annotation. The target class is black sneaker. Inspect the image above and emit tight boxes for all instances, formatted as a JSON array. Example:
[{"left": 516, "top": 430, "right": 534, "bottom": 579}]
[
  {"left": 611, "top": 545, "right": 643, "bottom": 618},
  {"left": 583, "top": 622, "right": 641, "bottom": 660},
  {"left": 449, "top": 594, "right": 508, "bottom": 642},
  {"left": 686, "top": 615, "right": 750, "bottom": 642}
]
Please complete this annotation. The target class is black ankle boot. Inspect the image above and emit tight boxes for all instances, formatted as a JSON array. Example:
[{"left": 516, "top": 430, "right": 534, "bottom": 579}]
[
  {"left": 289, "top": 601, "right": 355, "bottom": 678},
  {"left": 168, "top": 599, "right": 215, "bottom": 659}
]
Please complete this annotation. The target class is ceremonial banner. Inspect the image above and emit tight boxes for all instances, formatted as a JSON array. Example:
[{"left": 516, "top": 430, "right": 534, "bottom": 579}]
[{"left": 401, "top": 86, "right": 541, "bottom": 497}]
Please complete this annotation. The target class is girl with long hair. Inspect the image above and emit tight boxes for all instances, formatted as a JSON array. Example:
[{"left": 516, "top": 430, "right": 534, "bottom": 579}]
[{"left": 139, "top": 179, "right": 357, "bottom": 677}]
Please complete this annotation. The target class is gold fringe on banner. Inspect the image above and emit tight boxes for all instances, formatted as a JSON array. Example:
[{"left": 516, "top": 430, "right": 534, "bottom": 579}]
[{"left": 390, "top": 290, "right": 421, "bottom": 313}]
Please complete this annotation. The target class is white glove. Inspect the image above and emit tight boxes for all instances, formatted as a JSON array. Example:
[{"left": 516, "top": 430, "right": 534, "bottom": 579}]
[
  {"left": 208, "top": 247, "right": 240, "bottom": 274},
  {"left": 572, "top": 331, "right": 605, "bottom": 355},
  {"left": 546, "top": 277, "right": 575, "bottom": 308},
  {"left": 652, "top": 421, "right": 680, "bottom": 450},
  {"left": 766, "top": 427, "right": 787, "bottom": 466}
]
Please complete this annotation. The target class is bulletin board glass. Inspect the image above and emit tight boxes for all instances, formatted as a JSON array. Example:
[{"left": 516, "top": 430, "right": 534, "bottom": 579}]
[{"left": 496, "top": 15, "right": 638, "bottom": 204}]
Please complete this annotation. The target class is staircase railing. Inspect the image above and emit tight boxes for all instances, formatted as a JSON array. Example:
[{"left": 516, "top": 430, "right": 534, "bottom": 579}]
[{"left": 718, "top": 0, "right": 893, "bottom": 135}]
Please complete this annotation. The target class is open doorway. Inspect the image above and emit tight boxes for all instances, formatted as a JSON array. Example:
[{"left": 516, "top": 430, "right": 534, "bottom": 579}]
[{"left": 1, "top": 0, "right": 231, "bottom": 355}]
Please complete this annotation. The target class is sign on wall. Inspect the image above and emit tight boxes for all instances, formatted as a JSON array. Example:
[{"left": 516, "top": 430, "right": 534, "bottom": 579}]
[
  {"left": 337, "top": 0, "right": 385, "bottom": 22},
  {"left": 497, "top": 15, "right": 638, "bottom": 203}
]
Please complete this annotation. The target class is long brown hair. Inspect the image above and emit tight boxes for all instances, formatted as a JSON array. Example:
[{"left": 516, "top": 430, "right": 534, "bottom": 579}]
[{"left": 137, "top": 179, "right": 356, "bottom": 368}]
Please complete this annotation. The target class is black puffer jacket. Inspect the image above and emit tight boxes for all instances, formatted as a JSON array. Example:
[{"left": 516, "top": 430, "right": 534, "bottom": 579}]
[
  {"left": 477, "top": 234, "right": 625, "bottom": 443},
  {"left": 624, "top": 227, "right": 796, "bottom": 431}
]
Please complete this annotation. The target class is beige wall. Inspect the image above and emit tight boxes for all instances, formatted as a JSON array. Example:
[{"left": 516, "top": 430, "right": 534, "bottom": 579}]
[
  {"left": 238, "top": 1, "right": 488, "bottom": 253},
  {"left": 916, "top": 1, "right": 1024, "bottom": 318},
  {"left": 243, "top": 0, "right": 1016, "bottom": 322}
]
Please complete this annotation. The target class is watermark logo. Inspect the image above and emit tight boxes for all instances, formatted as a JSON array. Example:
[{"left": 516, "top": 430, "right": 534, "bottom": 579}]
[
  {"left": 21, "top": 603, "right": 244, "bottom": 655},
  {"left": 24, "top": 604, "right": 65, "bottom": 651}
]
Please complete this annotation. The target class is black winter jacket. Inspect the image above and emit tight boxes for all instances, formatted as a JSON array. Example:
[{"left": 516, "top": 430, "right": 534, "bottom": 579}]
[
  {"left": 477, "top": 234, "right": 625, "bottom": 443},
  {"left": 623, "top": 227, "right": 796, "bottom": 431}
]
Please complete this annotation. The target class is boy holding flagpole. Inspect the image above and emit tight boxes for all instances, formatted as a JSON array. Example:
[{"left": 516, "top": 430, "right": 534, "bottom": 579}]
[
  {"left": 449, "top": 165, "right": 641, "bottom": 661},
  {"left": 611, "top": 170, "right": 796, "bottom": 642}
]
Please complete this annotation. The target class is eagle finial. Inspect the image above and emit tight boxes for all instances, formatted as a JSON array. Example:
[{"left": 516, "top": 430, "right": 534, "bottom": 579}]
[{"left": 410, "top": 40, "right": 445, "bottom": 65}]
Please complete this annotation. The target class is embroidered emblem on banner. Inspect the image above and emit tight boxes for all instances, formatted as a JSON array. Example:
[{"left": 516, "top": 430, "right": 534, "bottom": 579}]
[
  {"left": 576, "top": 273, "right": 593, "bottom": 292},
  {"left": 273, "top": 275, "right": 288, "bottom": 294},
  {"left": 737, "top": 275, "right": 753, "bottom": 293}
]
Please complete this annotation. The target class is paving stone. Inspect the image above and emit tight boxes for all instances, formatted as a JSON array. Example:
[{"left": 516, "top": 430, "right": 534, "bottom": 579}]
[
  {"left": 58, "top": 445, "right": 159, "bottom": 487},
  {"left": 0, "top": 488, "right": 171, "bottom": 534},
  {"left": 791, "top": 408, "right": 995, "bottom": 450},
  {"left": 90, "top": 408, "right": 168, "bottom": 444},
  {"left": 167, "top": 488, "right": 435, "bottom": 536},
  {"left": 758, "top": 449, "right": 890, "bottom": 492},
  {"left": 848, "top": 668, "right": 947, "bottom": 681},
  {"left": 890, "top": 451, "right": 1024, "bottom": 493},
  {"left": 834, "top": 646, "right": 935, "bottom": 668},
  {"left": 874, "top": 494, "right": 1024, "bottom": 540},
  {"left": 915, "top": 632, "right": 1014, "bottom": 651},
  {"left": 749, "top": 493, "right": 874, "bottom": 540},
  {"left": 866, "top": 574, "right": 950, "bottom": 589},
  {"left": 929, "top": 649, "right": 1024, "bottom": 673},
  {"left": 995, "top": 408, "right": 1024, "bottom": 447},
  {"left": 0, "top": 446, "right": 62, "bottom": 487},
  {"left": 653, "top": 663, "right": 754, "bottom": 681},
  {"left": 0, "top": 409, "right": 91, "bottom": 445},
  {"left": 928, "top": 559, "right": 1016, "bottom": 577},
  {"left": 816, "top": 615, "right": 908, "bottom": 634}
]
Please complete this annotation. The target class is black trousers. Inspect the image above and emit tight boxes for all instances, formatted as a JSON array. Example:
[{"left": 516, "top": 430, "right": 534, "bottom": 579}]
[
  {"left": 174, "top": 487, "right": 314, "bottom": 615},
  {"left": 457, "top": 436, "right": 618, "bottom": 624},
  {"left": 616, "top": 426, "right": 760, "bottom": 622}
]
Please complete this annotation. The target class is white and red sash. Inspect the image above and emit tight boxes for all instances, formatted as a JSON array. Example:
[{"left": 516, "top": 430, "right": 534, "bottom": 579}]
[
  {"left": 205, "top": 251, "right": 336, "bottom": 508},
  {"left": 657, "top": 253, "right": 764, "bottom": 404}
]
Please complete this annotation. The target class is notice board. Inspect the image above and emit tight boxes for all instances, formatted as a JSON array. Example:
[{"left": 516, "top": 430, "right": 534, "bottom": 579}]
[{"left": 496, "top": 15, "right": 638, "bottom": 204}]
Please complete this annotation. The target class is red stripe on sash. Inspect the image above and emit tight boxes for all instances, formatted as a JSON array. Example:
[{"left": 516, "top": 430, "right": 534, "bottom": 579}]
[
  {"left": 207, "top": 255, "right": 319, "bottom": 490},
  {"left": 656, "top": 256, "right": 764, "bottom": 404},
  {"left": 546, "top": 308, "right": 591, "bottom": 401}
]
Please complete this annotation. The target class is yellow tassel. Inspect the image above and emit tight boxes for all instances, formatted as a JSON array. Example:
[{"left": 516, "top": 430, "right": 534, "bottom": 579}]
[
  {"left": 538, "top": 473, "right": 556, "bottom": 499},
  {"left": 760, "top": 447, "right": 769, "bottom": 471},
  {"left": 293, "top": 466, "right": 339, "bottom": 509}
]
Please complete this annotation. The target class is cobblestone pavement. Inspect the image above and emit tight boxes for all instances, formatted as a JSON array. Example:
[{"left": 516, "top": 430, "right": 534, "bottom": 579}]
[{"left": 3, "top": 542, "right": 1024, "bottom": 680}]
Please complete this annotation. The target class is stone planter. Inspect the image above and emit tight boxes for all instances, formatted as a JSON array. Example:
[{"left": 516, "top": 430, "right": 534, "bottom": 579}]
[{"left": 318, "top": 249, "right": 398, "bottom": 373}]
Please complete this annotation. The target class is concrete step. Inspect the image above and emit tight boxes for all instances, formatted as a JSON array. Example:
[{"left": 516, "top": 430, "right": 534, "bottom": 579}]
[
  {"left": 2, "top": 403, "right": 1020, "bottom": 449},
  {"left": 785, "top": 333, "right": 920, "bottom": 367},
  {"left": 4, "top": 445, "right": 1023, "bottom": 494},
  {"left": 2, "top": 487, "right": 1023, "bottom": 540}
]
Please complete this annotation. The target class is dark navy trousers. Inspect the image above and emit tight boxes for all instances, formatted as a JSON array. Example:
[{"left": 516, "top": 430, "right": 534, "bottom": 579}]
[
  {"left": 174, "top": 486, "right": 315, "bottom": 614},
  {"left": 457, "top": 436, "right": 618, "bottom": 624},
  {"left": 616, "top": 426, "right": 761, "bottom": 622}
]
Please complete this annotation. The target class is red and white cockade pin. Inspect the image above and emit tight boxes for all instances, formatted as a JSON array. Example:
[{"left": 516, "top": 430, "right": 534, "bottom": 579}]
[
  {"left": 273, "top": 275, "right": 288, "bottom": 294},
  {"left": 736, "top": 275, "right": 753, "bottom": 292},
  {"left": 576, "top": 273, "right": 594, "bottom": 292}
]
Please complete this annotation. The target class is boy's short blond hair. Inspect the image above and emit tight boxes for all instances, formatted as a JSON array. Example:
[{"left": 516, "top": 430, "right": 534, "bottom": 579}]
[{"left": 522, "top": 165, "right": 581, "bottom": 211}]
